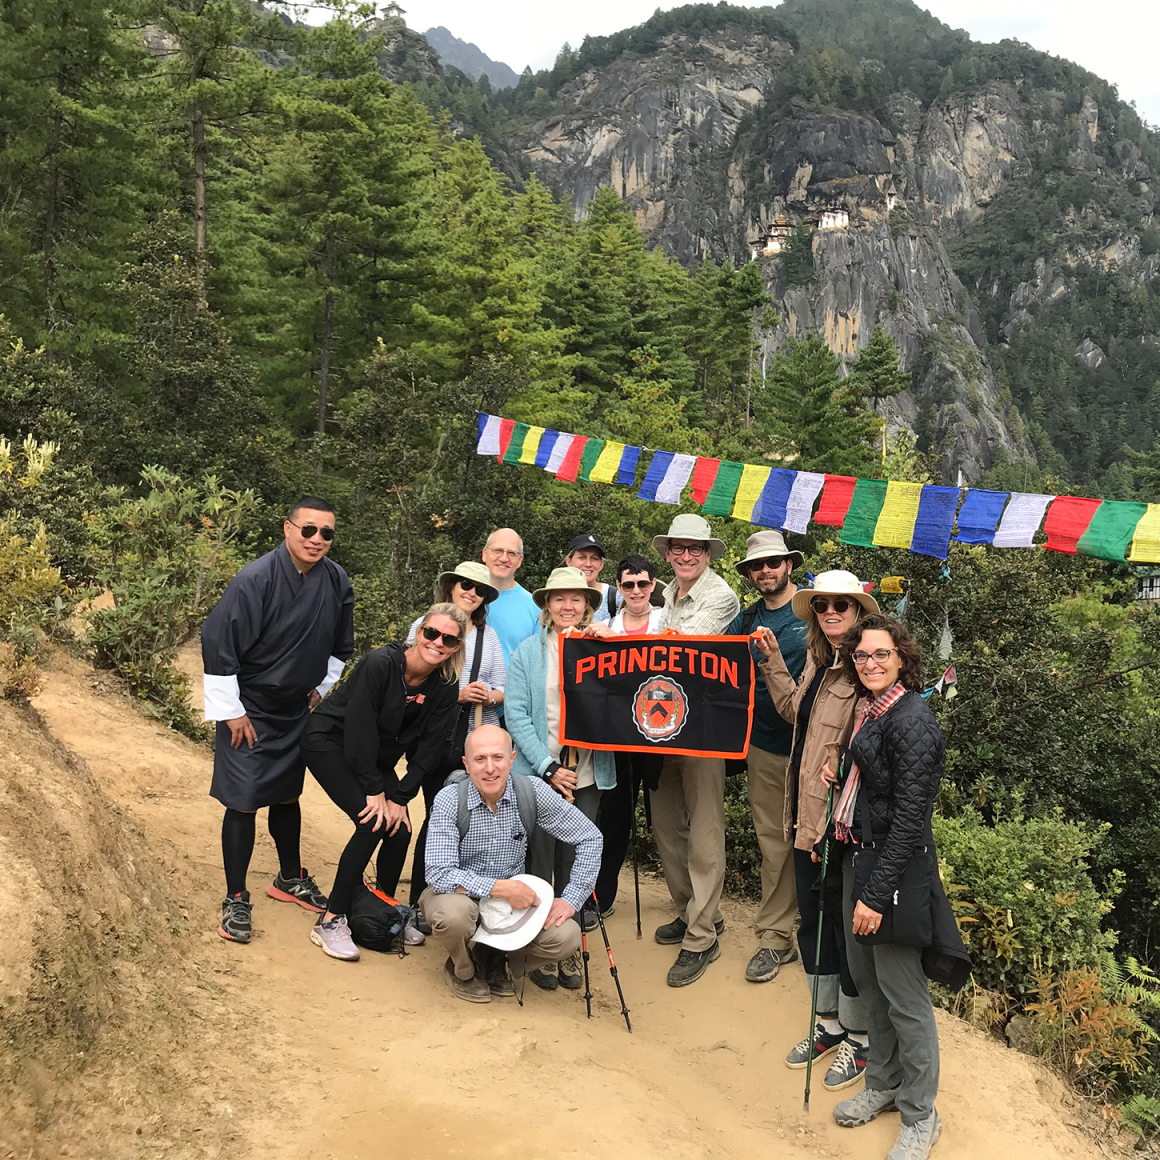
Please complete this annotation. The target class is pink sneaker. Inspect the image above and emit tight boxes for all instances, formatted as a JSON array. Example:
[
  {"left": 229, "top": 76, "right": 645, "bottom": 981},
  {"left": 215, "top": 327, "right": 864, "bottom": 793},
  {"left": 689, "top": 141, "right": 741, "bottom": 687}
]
[{"left": 310, "top": 915, "right": 360, "bottom": 961}]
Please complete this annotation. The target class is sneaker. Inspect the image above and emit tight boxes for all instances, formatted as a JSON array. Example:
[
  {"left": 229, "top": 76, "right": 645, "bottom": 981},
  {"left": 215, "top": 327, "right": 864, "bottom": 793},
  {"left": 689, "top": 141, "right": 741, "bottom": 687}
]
[
  {"left": 444, "top": 957, "right": 491, "bottom": 1004},
  {"left": 218, "top": 891, "right": 253, "bottom": 943},
  {"left": 267, "top": 868, "right": 328, "bottom": 913},
  {"left": 745, "top": 945, "right": 799, "bottom": 983},
  {"left": 833, "top": 1084, "right": 901, "bottom": 1128},
  {"left": 411, "top": 903, "right": 432, "bottom": 936},
  {"left": 824, "top": 1038, "right": 869, "bottom": 1091},
  {"left": 581, "top": 905, "right": 600, "bottom": 933},
  {"left": 403, "top": 922, "right": 426, "bottom": 946},
  {"left": 886, "top": 1110, "right": 942, "bottom": 1159},
  {"left": 558, "top": 952, "right": 583, "bottom": 990},
  {"left": 785, "top": 1022, "right": 847, "bottom": 1069},
  {"left": 528, "top": 961, "right": 558, "bottom": 991},
  {"left": 310, "top": 914, "right": 360, "bottom": 961},
  {"left": 666, "top": 940, "right": 721, "bottom": 987},
  {"left": 654, "top": 915, "right": 726, "bottom": 945}
]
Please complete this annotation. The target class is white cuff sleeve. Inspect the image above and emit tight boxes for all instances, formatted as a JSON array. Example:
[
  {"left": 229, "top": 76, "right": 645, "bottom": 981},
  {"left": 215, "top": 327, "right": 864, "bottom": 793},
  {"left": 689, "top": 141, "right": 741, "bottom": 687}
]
[
  {"left": 315, "top": 655, "right": 346, "bottom": 700},
  {"left": 203, "top": 673, "right": 245, "bottom": 722}
]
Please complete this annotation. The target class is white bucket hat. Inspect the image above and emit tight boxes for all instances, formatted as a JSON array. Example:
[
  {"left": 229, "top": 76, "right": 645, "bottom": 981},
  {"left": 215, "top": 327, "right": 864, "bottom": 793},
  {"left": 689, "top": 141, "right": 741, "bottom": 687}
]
[
  {"left": 533, "top": 566, "right": 602, "bottom": 609},
  {"left": 472, "top": 874, "right": 554, "bottom": 951},
  {"left": 651, "top": 512, "right": 727, "bottom": 562},
  {"left": 734, "top": 529, "right": 804, "bottom": 576},
  {"left": 791, "top": 569, "right": 880, "bottom": 621}
]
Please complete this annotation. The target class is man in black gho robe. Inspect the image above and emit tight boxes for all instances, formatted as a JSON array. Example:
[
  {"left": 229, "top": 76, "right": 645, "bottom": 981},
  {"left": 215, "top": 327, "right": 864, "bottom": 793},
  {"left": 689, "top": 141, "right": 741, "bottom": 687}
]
[{"left": 202, "top": 497, "right": 354, "bottom": 944}]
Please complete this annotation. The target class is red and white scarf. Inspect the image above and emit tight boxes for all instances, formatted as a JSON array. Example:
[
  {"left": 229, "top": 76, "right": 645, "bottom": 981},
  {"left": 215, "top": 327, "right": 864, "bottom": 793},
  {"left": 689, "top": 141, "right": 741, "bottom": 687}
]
[{"left": 833, "top": 680, "right": 907, "bottom": 843}]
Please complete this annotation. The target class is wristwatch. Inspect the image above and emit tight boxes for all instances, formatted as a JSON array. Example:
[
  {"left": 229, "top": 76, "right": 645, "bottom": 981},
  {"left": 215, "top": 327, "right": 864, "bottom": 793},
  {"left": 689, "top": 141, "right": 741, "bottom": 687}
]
[{"left": 543, "top": 761, "right": 561, "bottom": 782}]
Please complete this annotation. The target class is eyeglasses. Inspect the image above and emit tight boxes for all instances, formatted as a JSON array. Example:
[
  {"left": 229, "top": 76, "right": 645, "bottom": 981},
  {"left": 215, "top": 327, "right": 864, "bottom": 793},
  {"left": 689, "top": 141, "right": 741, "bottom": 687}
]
[
  {"left": 852, "top": 648, "right": 899, "bottom": 666},
  {"left": 486, "top": 547, "right": 522, "bottom": 559},
  {"left": 420, "top": 625, "right": 462, "bottom": 649},
  {"left": 618, "top": 579, "right": 653, "bottom": 591},
  {"left": 288, "top": 520, "right": 334, "bottom": 541},
  {"left": 811, "top": 596, "right": 855, "bottom": 615},
  {"left": 668, "top": 542, "right": 706, "bottom": 558}
]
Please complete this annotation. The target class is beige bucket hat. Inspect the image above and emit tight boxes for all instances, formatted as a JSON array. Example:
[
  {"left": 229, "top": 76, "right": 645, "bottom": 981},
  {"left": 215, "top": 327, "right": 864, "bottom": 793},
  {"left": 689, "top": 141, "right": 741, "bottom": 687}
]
[
  {"left": 791, "top": 569, "right": 880, "bottom": 621},
  {"left": 734, "top": 529, "right": 804, "bottom": 576},
  {"left": 532, "top": 566, "right": 602, "bottom": 610},
  {"left": 437, "top": 560, "right": 499, "bottom": 603},
  {"left": 651, "top": 512, "right": 727, "bottom": 562}
]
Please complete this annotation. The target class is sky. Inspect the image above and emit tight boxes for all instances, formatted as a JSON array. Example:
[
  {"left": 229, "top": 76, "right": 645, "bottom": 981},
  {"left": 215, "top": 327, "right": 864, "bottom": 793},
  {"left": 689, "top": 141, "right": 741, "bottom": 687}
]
[{"left": 297, "top": 0, "right": 1160, "bottom": 125}]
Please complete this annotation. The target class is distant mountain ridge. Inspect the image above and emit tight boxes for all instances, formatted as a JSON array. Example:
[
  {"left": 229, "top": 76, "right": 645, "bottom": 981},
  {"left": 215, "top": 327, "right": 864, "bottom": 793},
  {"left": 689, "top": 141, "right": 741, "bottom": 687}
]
[{"left": 422, "top": 26, "right": 519, "bottom": 89}]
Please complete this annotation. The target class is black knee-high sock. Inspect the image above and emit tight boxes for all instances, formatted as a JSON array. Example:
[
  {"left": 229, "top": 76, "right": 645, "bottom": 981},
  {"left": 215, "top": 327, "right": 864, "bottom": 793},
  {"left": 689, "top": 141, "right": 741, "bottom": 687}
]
[
  {"left": 222, "top": 809, "right": 256, "bottom": 896},
  {"left": 267, "top": 801, "right": 302, "bottom": 879}
]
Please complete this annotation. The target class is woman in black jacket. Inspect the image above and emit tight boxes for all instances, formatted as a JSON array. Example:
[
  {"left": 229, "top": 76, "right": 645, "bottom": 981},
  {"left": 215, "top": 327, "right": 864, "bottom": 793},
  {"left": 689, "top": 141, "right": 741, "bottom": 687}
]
[
  {"left": 827, "top": 614, "right": 945, "bottom": 1160},
  {"left": 300, "top": 603, "right": 466, "bottom": 962}
]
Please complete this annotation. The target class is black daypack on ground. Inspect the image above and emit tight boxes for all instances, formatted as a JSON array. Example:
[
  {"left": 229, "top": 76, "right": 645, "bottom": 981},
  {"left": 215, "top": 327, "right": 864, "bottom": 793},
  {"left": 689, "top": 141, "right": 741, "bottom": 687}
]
[{"left": 348, "top": 880, "right": 410, "bottom": 954}]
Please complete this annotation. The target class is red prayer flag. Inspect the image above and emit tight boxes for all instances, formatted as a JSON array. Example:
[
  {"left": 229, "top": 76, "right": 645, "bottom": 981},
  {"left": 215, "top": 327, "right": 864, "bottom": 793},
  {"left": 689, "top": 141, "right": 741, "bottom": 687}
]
[
  {"left": 689, "top": 457, "right": 721, "bottom": 505},
  {"left": 814, "top": 475, "right": 858, "bottom": 527},
  {"left": 1044, "top": 495, "right": 1102, "bottom": 554},
  {"left": 556, "top": 435, "right": 589, "bottom": 482},
  {"left": 496, "top": 418, "right": 516, "bottom": 463}
]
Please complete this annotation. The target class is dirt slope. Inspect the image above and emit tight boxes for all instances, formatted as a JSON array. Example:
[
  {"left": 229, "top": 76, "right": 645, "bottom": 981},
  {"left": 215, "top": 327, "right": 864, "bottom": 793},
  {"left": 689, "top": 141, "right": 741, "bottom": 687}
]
[{"left": 18, "top": 647, "right": 1106, "bottom": 1160}]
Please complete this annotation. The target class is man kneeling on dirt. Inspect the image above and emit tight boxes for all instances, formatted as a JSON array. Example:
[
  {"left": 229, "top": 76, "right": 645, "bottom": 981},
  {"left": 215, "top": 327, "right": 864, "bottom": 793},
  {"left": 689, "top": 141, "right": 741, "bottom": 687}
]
[{"left": 421, "top": 725, "right": 602, "bottom": 1003}]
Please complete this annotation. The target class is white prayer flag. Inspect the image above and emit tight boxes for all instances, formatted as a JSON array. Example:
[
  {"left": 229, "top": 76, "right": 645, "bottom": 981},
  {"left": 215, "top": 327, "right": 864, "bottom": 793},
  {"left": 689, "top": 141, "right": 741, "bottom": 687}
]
[
  {"left": 992, "top": 492, "right": 1055, "bottom": 548},
  {"left": 655, "top": 453, "right": 697, "bottom": 504},
  {"left": 545, "top": 433, "right": 574, "bottom": 475},
  {"left": 783, "top": 472, "right": 826, "bottom": 533},
  {"left": 477, "top": 414, "right": 502, "bottom": 456}
]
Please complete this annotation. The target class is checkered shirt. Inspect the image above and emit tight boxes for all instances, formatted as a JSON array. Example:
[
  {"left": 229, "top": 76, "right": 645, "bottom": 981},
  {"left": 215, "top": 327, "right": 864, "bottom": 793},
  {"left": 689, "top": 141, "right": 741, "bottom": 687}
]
[
  {"left": 661, "top": 567, "right": 741, "bottom": 635},
  {"left": 425, "top": 774, "right": 603, "bottom": 912}
]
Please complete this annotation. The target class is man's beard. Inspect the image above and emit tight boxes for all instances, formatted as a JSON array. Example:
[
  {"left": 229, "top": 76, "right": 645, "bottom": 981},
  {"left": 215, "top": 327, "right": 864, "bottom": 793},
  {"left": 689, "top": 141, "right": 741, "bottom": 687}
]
[{"left": 755, "top": 572, "right": 789, "bottom": 598}]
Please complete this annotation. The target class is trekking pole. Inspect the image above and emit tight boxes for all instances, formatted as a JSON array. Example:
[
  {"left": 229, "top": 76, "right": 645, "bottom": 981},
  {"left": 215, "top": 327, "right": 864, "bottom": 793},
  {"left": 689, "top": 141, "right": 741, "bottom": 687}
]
[
  {"left": 592, "top": 890, "right": 632, "bottom": 1032},
  {"left": 581, "top": 903, "right": 593, "bottom": 1018},
  {"left": 803, "top": 783, "right": 835, "bottom": 1113},
  {"left": 630, "top": 776, "right": 642, "bottom": 939}
]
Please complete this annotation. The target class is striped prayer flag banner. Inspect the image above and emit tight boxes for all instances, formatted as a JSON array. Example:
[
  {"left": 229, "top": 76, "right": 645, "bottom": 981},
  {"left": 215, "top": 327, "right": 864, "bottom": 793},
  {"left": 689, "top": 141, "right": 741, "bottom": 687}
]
[
  {"left": 1044, "top": 496, "right": 1103, "bottom": 555},
  {"left": 702, "top": 461, "right": 745, "bottom": 516},
  {"left": 588, "top": 440, "right": 626, "bottom": 484},
  {"left": 1076, "top": 500, "right": 1150, "bottom": 562},
  {"left": 577, "top": 438, "right": 606, "bottom": 483},
  {"left": 655, "top": 453, "right": 697, "bottom": 504},
  {"left": 909, "top": 486, "right": 960, "bottom": 560},
  {"left": 517, "top": 425, "right": 545, "bottom": 465},
  {"left": 476, "top": 411, "right": 488, "bottom": 445},
  {"left": 545, "top": 433, "right": 573, "bottom": 474},
  {"left": 954, "top": 489, "right": 1009, "bottom": 544},
  {"left": 751, "top": 468, "right": 797, "bottom": 528},
  {"left": 840, "top": 479, "right": 888, "bottom": 547},
  {"left": 496, "top": 418, "right": 517, "bottom": 462},
  {"left": 1129, "top": 504, "right": 1160, "bottom": 563},
  {"left": 689, "top": 457, "right": 722, "bottom": 504},
  {"left": 501, "top": 422, "right": 530, "bottom": 466},
  {"left": 815, "top": 475, "right": 858, "bottom": 526},
  {"left": 638, "top": 451, "right": 672, "bottom": 502},
  {"left": 731, "top": 464, "right": 772, "bottom": 522},
  {"left": 616, "top": 446, "right": 642, "bottom": 485},
  {"left": 534, "top": 430, "right": 560, "bottom": 469},
  {"left": 993, "top": 492, "right": 1054, "bottom": 548},
  {"left": 873, "top": 481, "right": 925, "bottom": 549},
  {"left": 477, "top": 414, "right": 502, "bottom": 456},
  {"left": 783, "top": 472, "right": 826, "bottom": 533},
  {"left": 556, "top": 435, "right": 588, "bottom": 482}
]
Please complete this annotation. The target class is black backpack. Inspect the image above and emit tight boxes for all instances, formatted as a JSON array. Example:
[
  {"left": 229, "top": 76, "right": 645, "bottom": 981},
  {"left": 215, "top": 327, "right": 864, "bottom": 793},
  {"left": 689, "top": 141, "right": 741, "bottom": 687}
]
[
  {"left": 444, "top": 768, "right": 538, "bottom": 841},
  {"left": 348, "top": 880, "right": 410, "bottom": 954}
]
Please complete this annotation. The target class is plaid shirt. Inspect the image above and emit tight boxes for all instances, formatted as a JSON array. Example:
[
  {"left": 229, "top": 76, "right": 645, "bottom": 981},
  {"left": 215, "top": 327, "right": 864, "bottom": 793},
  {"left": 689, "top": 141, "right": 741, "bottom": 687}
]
[
  {"left": 425, "top": 774, "right": 603, "bottom": 911},
  {"left": 661, "top": 567, "right": 741, "bottom": 636}
]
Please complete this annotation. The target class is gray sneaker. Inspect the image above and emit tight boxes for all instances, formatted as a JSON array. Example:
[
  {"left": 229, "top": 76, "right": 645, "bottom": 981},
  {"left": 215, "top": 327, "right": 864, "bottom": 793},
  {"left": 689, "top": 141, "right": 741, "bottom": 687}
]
[
  {"left": 886, "top": 1110, "right": 941, "bottom": 1160},
  {"left": 310, "top": 915, "right": 360, "bottom": 961},
  {"left": 823, "top": 1038, "right": 868, "bottom": 1091},
  {"left": 745, "top": 945, "right": 798, "bottom": 982},
  {"left": 833, "top": 1084, "right": 900, "bottom": 1127}
]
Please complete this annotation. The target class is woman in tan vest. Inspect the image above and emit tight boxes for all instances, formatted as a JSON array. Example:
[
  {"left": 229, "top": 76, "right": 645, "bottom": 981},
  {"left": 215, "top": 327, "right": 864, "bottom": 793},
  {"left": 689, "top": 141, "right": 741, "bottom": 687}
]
[{"left": 754, "top": 570, "right": 878, "bottom": 1093}]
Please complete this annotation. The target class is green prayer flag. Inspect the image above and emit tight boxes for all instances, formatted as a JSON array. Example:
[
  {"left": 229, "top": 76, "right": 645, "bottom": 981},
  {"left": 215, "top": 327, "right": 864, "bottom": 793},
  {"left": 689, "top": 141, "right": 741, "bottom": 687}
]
[
  {"left": 1076, "top": 500, "right": 1149, "bottom": 562},
  {"left": 501, "top": 422, "right": 529, "bottom": 466},
  {"left": 840, "top": 479, "right": 888, "bottom": 547},
  {"left": 577, "top": 437, "right": 605, "bottom": 482},
  {"left": 701, "top": 460, "right": 745, "bottom": 516}
]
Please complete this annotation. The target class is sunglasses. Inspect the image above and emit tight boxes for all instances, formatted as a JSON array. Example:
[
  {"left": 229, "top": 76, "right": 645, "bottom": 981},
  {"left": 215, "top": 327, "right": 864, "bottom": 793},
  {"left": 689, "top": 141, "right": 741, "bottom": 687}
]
[
  {"left": 751, "top": 557, "right": 789, "bottom": 571},
  {"left": 811, "top": 596, "right": 855, "bottom": 615},
  {"left": 454, "top": 579, "right": 481, "bottom": 594},
  {"left": 618, "top": 579, "right": 653, "bottom": 591},
  {"left": 288, "top": 519, "right": 334, "bottom": 541},
  {"left": 420, "top": 625, "right": 462, "bottom": 649},
  {"left": 852, "top": 648, "right": 899, "bottom": 666}
]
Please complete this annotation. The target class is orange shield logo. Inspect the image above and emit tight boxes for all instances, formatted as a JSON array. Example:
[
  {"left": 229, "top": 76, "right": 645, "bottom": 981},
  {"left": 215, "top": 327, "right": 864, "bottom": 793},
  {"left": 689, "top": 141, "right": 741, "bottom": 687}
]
[{"left": 632, "top": 677, "right": 689, "bottom": 743}]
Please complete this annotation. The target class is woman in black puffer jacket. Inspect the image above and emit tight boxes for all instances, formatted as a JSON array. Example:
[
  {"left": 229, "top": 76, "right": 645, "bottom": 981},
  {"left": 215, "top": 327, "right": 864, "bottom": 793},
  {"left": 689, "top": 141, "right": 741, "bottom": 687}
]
[{"left": 825, "top": 614, "right": 945, "bottom": 1160}]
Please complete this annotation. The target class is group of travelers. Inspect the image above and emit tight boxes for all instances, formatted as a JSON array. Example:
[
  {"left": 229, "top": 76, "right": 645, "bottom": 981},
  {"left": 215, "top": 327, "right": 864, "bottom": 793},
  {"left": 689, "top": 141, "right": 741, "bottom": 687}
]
[{"left": 200, "top": 496, "right": 948, "bottom": 1160}]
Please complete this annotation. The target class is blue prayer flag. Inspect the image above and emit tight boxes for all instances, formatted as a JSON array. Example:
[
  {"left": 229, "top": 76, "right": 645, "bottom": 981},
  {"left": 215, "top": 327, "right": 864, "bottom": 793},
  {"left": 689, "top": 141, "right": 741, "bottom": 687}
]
[
  {"left": 534, "top": 430, "right": 560, "bottom": 469},
  {"left": 953, "top": 489, "right": 1009, "bottom": 544},
  {"left": 638, "top": 450, "right": 673, "bottom": 502},
  {"left": 751, "top": 468, "right": 797, "bottom": 528},
  {"left": 909, "top": 486, "right": 960, "bottom": 559},
  {"left": 617, "top": 445, "right": 642, "bottom": 486}
]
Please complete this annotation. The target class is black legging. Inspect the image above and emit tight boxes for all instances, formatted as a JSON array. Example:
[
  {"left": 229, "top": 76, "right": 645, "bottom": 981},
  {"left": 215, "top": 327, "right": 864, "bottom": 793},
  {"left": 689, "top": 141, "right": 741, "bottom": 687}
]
[
  {"left": 794, "top": 847, "right": 860, "bottom": 1011},
  {"left": 406, "top": 769, "right": 450, "bottom": 906},
  {"left": 304, "top": 745, "right": 412, "bottom": 916},
  {"left": 594, "top": 751, "right": 659, "bottom": 909}
]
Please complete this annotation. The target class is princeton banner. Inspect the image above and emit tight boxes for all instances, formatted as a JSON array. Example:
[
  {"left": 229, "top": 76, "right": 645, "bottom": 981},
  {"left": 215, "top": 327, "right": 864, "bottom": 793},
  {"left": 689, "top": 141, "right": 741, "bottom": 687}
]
[{"left": 559, "top": 635, "right": 756, "bottom": 759}]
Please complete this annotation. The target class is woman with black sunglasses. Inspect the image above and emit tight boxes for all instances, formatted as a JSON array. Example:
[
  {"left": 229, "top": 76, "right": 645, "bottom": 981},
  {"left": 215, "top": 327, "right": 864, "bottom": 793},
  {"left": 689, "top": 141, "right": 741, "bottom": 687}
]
[
  {"left": 753, "top": 570, "right": 877, "bottom": 1093},
  {"left": 300, "top": 603, "right": 466, "bottom": 961}
]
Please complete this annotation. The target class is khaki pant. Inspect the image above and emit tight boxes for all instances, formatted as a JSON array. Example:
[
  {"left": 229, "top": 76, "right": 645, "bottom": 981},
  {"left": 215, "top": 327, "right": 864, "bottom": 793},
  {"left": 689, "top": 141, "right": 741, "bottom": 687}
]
[
  {"left": 419, "top": 888, "right": 581, "bottom": 980},
  {"left": 651, "top": 755, "right": 725, "bottom": 952},
  {"left": 746, "top": 746, "right": 797, "bottom": 951}
]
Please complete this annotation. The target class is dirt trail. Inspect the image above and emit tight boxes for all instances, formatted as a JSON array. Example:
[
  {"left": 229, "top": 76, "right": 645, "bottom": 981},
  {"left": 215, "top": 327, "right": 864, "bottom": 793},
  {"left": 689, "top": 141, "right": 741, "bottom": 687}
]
[{"left": 30, "top": 648, "right": 1100, "bottom": 1160}]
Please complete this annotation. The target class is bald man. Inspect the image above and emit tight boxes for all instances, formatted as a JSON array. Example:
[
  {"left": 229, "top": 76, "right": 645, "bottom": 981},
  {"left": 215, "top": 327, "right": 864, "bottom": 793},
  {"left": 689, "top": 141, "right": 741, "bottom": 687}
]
[{"left": 481, "top": 528, "right": 540, "bottom": 670}]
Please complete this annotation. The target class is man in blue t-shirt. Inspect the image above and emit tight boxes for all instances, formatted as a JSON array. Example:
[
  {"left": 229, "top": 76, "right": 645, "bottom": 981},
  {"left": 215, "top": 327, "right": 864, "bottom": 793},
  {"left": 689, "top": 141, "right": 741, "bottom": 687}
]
[
  {"left": 725, "top": 530, "right": 808, "bottom": 985},
  {"left": 481, "top": 527, "right": 541, "bottom": 671}
]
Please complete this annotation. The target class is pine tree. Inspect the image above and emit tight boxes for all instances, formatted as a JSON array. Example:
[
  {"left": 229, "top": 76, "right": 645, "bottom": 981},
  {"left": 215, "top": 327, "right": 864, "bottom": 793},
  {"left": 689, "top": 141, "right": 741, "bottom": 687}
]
[{"left": 848, "top": 324, "right": 911, "bottom": 404}]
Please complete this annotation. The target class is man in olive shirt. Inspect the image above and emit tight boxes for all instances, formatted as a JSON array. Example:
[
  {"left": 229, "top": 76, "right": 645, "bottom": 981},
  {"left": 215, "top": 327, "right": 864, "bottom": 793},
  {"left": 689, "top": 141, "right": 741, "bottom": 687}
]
[{"left": 726, "top": 530, "right": 808, "bottom": 983}]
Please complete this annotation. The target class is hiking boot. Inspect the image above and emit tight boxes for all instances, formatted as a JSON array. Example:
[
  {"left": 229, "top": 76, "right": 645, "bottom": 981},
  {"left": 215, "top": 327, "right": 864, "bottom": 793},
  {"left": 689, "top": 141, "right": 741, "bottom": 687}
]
[
  {"left": 666, "top": 940, "right": 721, "bottom": 987},
  {"left": 218, "top": 891, "right": 253, "bottom": 943},
  {"left": 785, "top": 1022, "right": 846, "bottom": 1069},
  {"left": 654, "top": 915, "right": 726, "bottom": 945},
  {"left": 310, "top": 914, "right": 360, "bottom": 961},
  {"left": 745, "top": 945, "right": 798, "bottom": 983},
  {"left": 824, "top": 1038, "right": 869, "bottom": 1091},
  {"left": 886, "top": 1110, "right": 942, "bottom": 1159},
  {"left": 267, "top": 868, "right": 328, "bottom": 913},
  {"left": 444, "top": 957, "right": 490, "bottom": 1004},
  {"left": 411, "top": 903, "right": 432, "bottom": 936},
  {"left": 473, "top": 947, "right": 513, "bottom": 997},
  {"left": 558, "top": 952, "right": 584, "bottom": 990},
  {"left": 833, "top": 1084, "right": 901, "bottom": 1128},
  {"left": 528, "top": 961, "right": 558, "bottom": 991}
]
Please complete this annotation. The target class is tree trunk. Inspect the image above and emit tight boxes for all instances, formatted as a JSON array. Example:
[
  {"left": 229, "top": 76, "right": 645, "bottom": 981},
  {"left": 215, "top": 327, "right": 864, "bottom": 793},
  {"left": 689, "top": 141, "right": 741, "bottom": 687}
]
[
  {"left": 317, "top": 233, "right": 336, "bottom": 434},
  {"left": 191, "top": 103, "right": 207, "bottom": 254},
  {"left": 42, "top": 149, "right": 60, "bottom": 331}
]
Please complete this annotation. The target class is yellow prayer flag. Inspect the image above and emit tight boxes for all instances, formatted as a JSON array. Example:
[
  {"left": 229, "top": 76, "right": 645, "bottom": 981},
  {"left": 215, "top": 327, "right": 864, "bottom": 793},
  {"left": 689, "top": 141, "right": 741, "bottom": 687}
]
[
  {"left": 589, "top": 440, "right": 626, "bottom": 484},
  {"left": 873, "top": 481, "right": 925, "bottom": 549},
  {"left": 1128, "top": 503, "right": 1160, "bottom": 563},
  {"left": 517, "top": 426, "right": 546, "bottom": 466},
  {"left": 880, "top": 576, "right": 906, "bottom": 594},
  {"left": 731, "top": 464, "right": 772, "bottom": 522}
]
